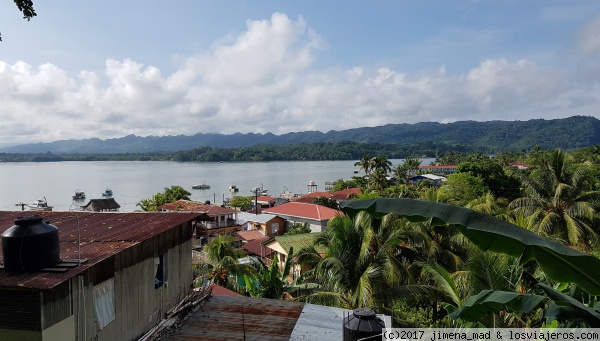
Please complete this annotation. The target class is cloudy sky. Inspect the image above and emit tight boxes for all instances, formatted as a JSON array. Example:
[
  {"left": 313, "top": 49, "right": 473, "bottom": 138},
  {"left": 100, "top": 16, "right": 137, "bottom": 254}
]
[{"left": 0, "top": 1, "right": 599, "bottom": 148}]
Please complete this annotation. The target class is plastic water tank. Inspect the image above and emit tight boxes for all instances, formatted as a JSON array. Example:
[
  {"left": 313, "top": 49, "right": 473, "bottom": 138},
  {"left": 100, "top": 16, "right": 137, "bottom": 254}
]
[
  {"left": 1, "top": 215, "right": 61, "bottom": 273},
  {"left": 343, "top": 308, "right": 386, "bottom": 341}
]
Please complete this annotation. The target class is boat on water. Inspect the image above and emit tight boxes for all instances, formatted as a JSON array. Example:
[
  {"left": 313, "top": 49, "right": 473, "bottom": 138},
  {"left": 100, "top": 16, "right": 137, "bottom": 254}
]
[
  {"left": 250, "top": 184, "right": 269, "bottom": 196},
  {"left": 192, "top": 183, "right": 210, "bottom": 189},
  {"left": 102, "top": 188, "right": 113, "bottom": 197},
  {"left": 73, "top": 190, "right": 86, "bottom": 200},
  {"left": 26, "top": 197, "right": 53, "bottom": 211},
  {"left": 229, "top": 184, "right": 239, "bottom": 192}
]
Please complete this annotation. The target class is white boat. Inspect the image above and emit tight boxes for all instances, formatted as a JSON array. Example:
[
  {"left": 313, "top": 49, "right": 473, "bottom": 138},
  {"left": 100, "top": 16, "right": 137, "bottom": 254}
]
[
  {"left": 191, "top": 183, "right": 210, "bottom": 189},
  {"left": 73, "top": 190, "right": 86, "bottom": 200},
  {"left": 102, "top": 188, "right": 113, "bottom": 197},
  {"left": 229, "top": 184, "right": 239, "bottom": 192},
  {"left": 27, "top": 197, "right": 53, "bottom": 211},
  {"left": 250, "top": 184, "right": 269, "bottom": 196}
]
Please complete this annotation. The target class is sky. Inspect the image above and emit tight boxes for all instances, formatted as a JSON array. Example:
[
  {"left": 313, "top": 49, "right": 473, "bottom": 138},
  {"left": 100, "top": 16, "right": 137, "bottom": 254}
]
[{"left": 0, "top": 1, "right": 599, "bottom": 148}]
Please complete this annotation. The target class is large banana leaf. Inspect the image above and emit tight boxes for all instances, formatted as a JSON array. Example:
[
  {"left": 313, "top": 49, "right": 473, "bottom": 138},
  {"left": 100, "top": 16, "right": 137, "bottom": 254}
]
[
  {"left": 447, "top": 284, "right": 600, "bottom": 326},
  {"left": 448, "top": 290, "right": 547, "bottom": 321},
  {"left": 339, "top": 198, "right": 600, "bottom": 295}
]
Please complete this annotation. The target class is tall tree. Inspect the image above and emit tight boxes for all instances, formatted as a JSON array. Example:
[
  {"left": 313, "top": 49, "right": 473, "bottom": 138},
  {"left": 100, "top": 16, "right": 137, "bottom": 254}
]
[
  {"left": 296, "top": 212, "right": 408, "bottom": 309},
  {"left": 510, "top": 149, "right": 600, "bottom": 249},
  {"left": 136, "top": 185, "right": 191, "bottom": 211},
  {"left": 371, "top": 155, "right": 393, "bottom": 174},
  {"left": 354, "top": 153, "right": 373, "bottom": 175}
]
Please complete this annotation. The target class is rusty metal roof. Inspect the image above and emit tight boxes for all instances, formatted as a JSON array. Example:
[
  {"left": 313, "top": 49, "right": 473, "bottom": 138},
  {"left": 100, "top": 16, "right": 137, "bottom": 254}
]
[
  {"left": 0, "top": 211, "right": 201, "bottom": 290},
  {"left": 168, "top": 295, "right": 305, "bottom": 340},
  {"left": 163, "top": 295, "right": 350, "bottom": 341},
  {"left": 158, "top": 200, "right": 239, "bottom": 215}
]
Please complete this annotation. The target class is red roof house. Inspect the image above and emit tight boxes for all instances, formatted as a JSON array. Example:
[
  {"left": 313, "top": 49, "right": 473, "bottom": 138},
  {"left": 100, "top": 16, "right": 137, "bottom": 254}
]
[{"left": 262, "top": 202, "right": 343, "bottom": 233}]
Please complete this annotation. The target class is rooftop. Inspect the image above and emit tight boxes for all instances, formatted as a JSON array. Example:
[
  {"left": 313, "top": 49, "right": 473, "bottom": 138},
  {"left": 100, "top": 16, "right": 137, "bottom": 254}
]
[
  {"left": 236, "top": 229, "right": 267, "bottom": 241},
  {"left": 158, "top": 200, "right": 238, "bottom": 215},
  {"left": 237, "top": 212, "right": 280, "bottom": 224},
  {"left": 293, "top": 191, "right": 334, "bottom": 203},
  {"left": 262, "top": 233, "right": 324, "bottom": 255},
  {"left": 0, "top": 211, "right": 200, "bottom": 290},
  {"left": 263, "top": 202, "right": 342, "bottom": 221},
  {"left": 167, "top": 295, "right": 348, "bottom": 341}
]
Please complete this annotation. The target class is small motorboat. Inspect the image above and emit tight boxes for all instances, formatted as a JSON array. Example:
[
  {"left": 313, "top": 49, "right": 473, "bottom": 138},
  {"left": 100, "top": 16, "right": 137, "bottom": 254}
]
[
  {"left": 102, "top": 188, "right": 113, "bottom": 197},
  {"left": 229, "top": 184, "right": 239, "bottom": 192},
  {"left": 26, "top": 197, "right": 53, "bottom": 211},
  {"left": 73, "top": 190, "right": 86, "bottom": 200},
  {"left": 192, "top": 183, "right": 210, "bottom": 189}
]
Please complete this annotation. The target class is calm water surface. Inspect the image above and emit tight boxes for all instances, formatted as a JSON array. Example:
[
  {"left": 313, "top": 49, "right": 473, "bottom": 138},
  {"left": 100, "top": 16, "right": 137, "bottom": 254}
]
[{"left": 0, "top": 159, "right": 418, "bottom": 212}]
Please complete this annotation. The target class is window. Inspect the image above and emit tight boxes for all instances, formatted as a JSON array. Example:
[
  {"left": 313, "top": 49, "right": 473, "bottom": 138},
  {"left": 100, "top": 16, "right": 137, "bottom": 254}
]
[
  {"left": 154, "top": 254, "right": 168, "bottom": 289},
  {"left": 93, "top": 278, "right": 115, "bottom": 330}
]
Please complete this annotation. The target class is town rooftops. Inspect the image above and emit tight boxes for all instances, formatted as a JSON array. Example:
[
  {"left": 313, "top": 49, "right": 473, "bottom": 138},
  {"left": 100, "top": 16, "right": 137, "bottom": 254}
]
[
  {"left": 262, "top": 202, "right": 341, "bottom": 221},
  {"left": 158, "top": 200, "right": 238, "bottom": 215},
  {"left": 293, "top": 191, "right": 334, "bottom": 203},
  {"left": 331, "top": 187, "right": 361, "bottom": 201},
  {"left": 0, "top": 211, "right": 200, "bottom": 290}
]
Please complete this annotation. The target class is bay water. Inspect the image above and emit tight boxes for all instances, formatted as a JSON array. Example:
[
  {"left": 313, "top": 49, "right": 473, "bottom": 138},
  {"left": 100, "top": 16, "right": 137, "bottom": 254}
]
[{"left": 0, "top": 159, "right": 426, "bottom": 212}]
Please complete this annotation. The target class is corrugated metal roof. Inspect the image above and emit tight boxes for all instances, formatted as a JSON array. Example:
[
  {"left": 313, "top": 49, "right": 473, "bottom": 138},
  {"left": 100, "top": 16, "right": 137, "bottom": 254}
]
[
  {"left": 168, "top": 295, "right": 305, "bottom": 341},
  {"left": 241, "top": 238, "right": 272, "bottom": 257},
  {"left": 237, "top": 212, "right": 278, "bottom": 224},
  {"left": 0, "top": 211, "right": 200, "bottom": 290},
  {"left": 236, "top": 229, "right": 267, "bottom": 241},
  {"left": 164, "top": 296, "right": 349, "bottom": 341},
  {"left": 158, "top": 200, "right": 239, "bottom": 215}
]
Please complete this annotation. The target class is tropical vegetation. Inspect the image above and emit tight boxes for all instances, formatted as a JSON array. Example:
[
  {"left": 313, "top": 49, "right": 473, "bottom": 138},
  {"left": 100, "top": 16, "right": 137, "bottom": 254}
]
[
  {"left": 187, "top": 145, "right": 600, "bottom": 328},
  {"left": 136, "top": 185, "right": 191, "bottom": 211}
]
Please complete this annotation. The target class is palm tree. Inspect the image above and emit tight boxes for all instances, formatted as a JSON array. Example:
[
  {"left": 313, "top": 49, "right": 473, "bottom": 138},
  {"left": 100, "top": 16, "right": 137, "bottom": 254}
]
[
  {"left": 399, "top": 220, "right": 469, "bottom": 273},
  {"left": 465, "top": 191, "right": 509, "bottom": 218},
  {"left": 136, "top": 185, "right": 191, "bottom": 211},
  {"left": 371, "top": 155, "right": 393, "bottom": 174},
  {"left": 202, "top": 234, "right": 251, "bottom": 290},
  {"left": 510, "top": 149, "right": 600, "bottom": 249},
  {"left": 354, "top": 153, "right": 373, "bottom": 175},
  {"left": 367, "top": 168, "right": 390, "bottom": 192},
  {"left": 163, "top": 185, "right": 191, "bottom": 201},
  {"left": 295, "top": 212, "right": 409, "bottom": 309}
]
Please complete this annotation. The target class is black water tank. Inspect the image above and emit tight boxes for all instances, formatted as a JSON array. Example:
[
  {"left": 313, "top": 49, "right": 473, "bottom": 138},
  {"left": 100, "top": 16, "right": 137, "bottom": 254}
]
[
  {"left": 1, "top": 215, "right": 61, "bottom": 273},
  {"left": 343, "top": 308, "right": 386, "bottom": 341}
]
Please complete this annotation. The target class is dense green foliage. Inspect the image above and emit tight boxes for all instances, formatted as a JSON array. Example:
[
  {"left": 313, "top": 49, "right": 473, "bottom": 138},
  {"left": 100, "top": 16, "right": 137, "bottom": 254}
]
[
  {"left": 1, "top": 116, "right": 599, "bottom": 156},
  {"left": 136, "top": 185, "right": 191, "bottom": 211},
  {"left": 0, "top": 142, "right": 463, "bottom": 162}
]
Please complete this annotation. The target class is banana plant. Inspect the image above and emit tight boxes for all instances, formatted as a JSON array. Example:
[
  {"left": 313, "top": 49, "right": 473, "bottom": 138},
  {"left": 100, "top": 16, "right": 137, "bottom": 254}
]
[
  {"left": 340, "top": 198, "right": 600, "bottom": 295},
  {"left": 340, "top": 198, "right": 600, "bottom": 326}
]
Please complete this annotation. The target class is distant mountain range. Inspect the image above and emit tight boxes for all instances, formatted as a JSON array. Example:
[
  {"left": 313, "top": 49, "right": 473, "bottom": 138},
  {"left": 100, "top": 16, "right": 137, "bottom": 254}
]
[{"left": 1, "top": 116, "right": 599, "bottom": 154}]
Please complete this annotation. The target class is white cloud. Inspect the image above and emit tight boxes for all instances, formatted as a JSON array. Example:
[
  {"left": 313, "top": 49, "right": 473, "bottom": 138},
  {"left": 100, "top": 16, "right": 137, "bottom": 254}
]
[
  {"left": 577, "top": 14, "right": 600, "bottom": 54},
  {"left": 0, "top": 12, "right": 598, "bottom": 148}
]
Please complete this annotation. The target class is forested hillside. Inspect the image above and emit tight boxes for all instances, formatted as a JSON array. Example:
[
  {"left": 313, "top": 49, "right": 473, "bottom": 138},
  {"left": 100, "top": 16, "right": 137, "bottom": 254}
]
[{"left": 0, "top": 116, "right": 598, "bottom": 154}]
